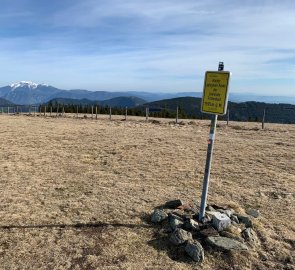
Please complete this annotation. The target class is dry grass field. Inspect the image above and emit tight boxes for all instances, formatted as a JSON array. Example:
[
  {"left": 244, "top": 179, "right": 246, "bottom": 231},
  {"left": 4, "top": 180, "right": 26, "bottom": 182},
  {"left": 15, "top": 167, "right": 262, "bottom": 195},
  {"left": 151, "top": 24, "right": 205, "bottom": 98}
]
[{"left": 0, "top": 114, "right": 294, "bottom": 270}]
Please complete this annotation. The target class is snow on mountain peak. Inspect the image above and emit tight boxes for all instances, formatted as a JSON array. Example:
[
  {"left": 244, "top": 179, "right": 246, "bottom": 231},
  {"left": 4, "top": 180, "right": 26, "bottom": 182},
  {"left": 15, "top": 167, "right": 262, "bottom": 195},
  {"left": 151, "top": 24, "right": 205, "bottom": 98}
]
[{"left": 10, "top": 81, "right": 49, "bottom": 90}]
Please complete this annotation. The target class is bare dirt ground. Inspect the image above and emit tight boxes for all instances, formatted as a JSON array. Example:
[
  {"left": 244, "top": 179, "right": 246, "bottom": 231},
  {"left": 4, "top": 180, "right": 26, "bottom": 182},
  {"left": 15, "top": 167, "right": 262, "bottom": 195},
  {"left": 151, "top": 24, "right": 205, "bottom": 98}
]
[{"left": 0, "top": 114, "right": 294, "bottom": 270}]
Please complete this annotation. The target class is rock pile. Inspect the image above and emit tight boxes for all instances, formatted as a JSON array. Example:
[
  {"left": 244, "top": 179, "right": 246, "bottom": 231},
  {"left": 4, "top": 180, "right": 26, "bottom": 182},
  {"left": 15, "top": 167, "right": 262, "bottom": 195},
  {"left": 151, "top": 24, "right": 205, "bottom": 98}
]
[{"left": 150, "top": 200, "right": 260, "bottom": 263}]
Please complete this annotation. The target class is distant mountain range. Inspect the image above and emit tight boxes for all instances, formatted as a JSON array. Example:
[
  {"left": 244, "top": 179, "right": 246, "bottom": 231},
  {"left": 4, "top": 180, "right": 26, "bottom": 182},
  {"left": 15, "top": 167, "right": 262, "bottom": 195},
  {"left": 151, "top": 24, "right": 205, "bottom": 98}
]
[
  {"left": 0, "top": 81, "right": 294, "bottom": 105},
  {"left": 142, "top": 97, "right": 295, "bottom": 123},
  {"left": 0, "top": 83, "right": 294, "bottom": 124}
]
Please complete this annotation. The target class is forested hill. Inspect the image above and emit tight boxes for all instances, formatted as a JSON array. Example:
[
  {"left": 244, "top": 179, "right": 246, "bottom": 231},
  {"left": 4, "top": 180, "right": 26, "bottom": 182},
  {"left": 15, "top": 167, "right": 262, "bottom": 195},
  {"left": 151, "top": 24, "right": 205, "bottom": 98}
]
[
  {"left": 0, "top": 97, "right": 14, "bottom": 106},
  {"left": 47, "top": 96, "right": 146, "bottom": 108},
  {"left": 144, "top": 97, "right": 295, "bottom": 124}
]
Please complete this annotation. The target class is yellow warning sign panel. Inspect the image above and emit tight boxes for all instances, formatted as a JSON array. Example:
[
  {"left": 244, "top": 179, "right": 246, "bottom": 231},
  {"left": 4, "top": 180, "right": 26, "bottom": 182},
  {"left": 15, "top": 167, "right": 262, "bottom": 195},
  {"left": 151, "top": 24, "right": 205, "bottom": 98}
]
[{"left": 201, "top": 71, "right": 230, "bottom": 115}]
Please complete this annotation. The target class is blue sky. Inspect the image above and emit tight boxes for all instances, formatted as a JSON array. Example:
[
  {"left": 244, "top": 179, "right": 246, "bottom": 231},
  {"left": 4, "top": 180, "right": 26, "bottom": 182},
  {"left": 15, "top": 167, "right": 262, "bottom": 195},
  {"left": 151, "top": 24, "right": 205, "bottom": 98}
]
[{"left": 1, "top": 0, "right": 295, "bottom": 95}]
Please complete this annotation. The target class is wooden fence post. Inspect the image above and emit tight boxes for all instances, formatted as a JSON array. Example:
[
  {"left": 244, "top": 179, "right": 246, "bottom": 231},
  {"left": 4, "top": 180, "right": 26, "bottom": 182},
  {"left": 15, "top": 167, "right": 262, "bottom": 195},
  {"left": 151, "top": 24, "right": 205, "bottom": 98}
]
[
  {"left": 44, "top": 106, "right": 46, "bottom": 116},
  {"left": 176, "top": 106, "right": 178, "bottom": 124},
  {"left": 109, "top": 106, "right": 112, "bottom": 120},
  {"left": 227, "top": 109, "right": 230, "bottom": 126},
  {"left": 125, "top": 106, "right": 127, "bottom": 121},
  {"left": 146, "top": 107, "right": 149, "bottom": 121},
  {"left": 96, "top": 106, "right": 98, "bottom": 120},
  {"left": 262, "top": 109, "right": 266, "bottom": 130},
  {"left": 50, "top": 106, "right": 52, "bottom": 117},
  {"left": 76, "top": 105, "right": 79, "bottom": 118}
]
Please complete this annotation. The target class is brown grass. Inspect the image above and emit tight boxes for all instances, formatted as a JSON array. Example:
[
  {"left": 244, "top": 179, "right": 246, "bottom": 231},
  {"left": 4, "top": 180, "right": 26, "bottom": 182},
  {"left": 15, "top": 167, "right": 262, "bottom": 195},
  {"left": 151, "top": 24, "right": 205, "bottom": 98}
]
[{"left": 0, "top": 114, "right": 294, "bottom": 269}]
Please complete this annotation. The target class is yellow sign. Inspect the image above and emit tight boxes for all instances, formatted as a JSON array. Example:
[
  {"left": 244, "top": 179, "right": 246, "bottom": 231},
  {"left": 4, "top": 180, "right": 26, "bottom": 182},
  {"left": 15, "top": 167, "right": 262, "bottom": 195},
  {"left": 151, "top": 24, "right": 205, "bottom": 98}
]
[{"left": 201, "top": 71, "right": 230, "bottom": 115}]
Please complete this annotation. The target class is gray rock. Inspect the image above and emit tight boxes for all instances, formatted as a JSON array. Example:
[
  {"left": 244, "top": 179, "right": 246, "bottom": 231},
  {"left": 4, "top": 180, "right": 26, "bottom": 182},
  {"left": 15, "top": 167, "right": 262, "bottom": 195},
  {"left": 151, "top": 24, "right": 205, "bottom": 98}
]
[
  {"left": 170, "top": 217, "right": 184, "bottom": 230},
  {"left": 231, "top": 215, "right": 239, "bottom": 224},
  {"left": 169, "top": 228, "right": 192, "bottom": 246},
  {"left": 168, "top": 213, "right": 184, "bottom": 230},
  {"left": 204, "top": 211, "right": 219, "bottom": 223},
  {"left": 207, "top": 236, "right": 248, "bottom": 251},
  {"left": 199, "top": 226, "right": 219, "bottom": 237},
  {"left": 216, "top": 209, "right": 233, "bottom": 218},
  {"left": 151, "top": 209, "right": 168, "bottom": 223},
  {"left": 206, "top": 205, "right": 216, "bottom": 212},
  {"left": 183, "top": 218, "right": 200, "bottom": 231},
  {"left": 185, "top": 241, "right": 204, "bottom": 262},
  {"left": 197, "top": 213, "right": 212, "bottom": 223},
  {"left": 242, "top": 228, "right": 259, "bottom": 245},
  {"left": 219, "top": 231, "right": 245, "bottom": 243},
  {"left": 205, "top": 210, "right": 219, "bottom": 217},
  {"left": 224, "top": 209, "right": 234, "bottom": 218},
  {"left": 165, "top": 199, "right": 183, "bottom": 209},
  {"left": 246, "top": 209, "right": 260, "bottom": 218},
  {"left": 212, "top": 212, "right": 231, "bottom": 231},
  {"left": 236, "top": 214, "right": 253, "bottom": 228}
]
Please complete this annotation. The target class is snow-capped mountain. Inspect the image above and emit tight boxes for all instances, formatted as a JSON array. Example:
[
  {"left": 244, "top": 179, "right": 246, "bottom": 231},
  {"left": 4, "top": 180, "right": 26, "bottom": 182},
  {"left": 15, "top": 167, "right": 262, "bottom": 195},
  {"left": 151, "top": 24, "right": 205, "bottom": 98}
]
[
  {"left": 0, "top": 81, "right": 62, "bottom": 105},
  {"left": 10, "top": 81, "right": 49, "bottom": 90}
]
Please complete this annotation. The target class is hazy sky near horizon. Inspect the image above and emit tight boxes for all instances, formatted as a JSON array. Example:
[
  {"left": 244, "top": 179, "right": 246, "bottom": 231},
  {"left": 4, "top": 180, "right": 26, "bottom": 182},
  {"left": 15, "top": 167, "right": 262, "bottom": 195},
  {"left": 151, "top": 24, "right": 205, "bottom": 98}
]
[{"left": 1, "top": 0, "right": 295, "bottom": 95}]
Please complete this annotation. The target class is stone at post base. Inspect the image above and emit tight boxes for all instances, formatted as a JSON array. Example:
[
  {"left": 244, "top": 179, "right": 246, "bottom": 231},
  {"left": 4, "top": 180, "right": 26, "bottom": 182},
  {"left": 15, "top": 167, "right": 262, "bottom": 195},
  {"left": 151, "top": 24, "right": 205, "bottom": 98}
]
[
  {"left": 168, "top": 213, "right": 184, "bottom": 230},
  {"left": 169, "top": 228, "right": 192, "bottom": 246},
  {"left": 183, "top": 218, "right": 200, "bottom": 231},
  {"left": 165, "top": 199, "right": 183, "bottom": 209},
  {"left": 185, "top": 240, "right": 204, "bottom": 262},
  {"left": 207, "top": 236, "right": 248, "bottom": 251},
  {"left": 212, "top": 212, "right": 231, "bottom": 231},
  {"left": 242, "top": 228, "right": 260, "bottom": 246},
  {"left": 151, "top": 209, "right": 168, "bottom": 223},
  {"left": 236, "top": 214, "right": 253, "bottom": 228}
]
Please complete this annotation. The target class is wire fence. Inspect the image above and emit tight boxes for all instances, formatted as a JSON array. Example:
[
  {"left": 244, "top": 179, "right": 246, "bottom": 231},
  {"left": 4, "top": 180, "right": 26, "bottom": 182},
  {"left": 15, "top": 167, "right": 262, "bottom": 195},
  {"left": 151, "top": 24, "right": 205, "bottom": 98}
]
[{"left": 1, "top": 104, "right": 295, "bottom": 126}]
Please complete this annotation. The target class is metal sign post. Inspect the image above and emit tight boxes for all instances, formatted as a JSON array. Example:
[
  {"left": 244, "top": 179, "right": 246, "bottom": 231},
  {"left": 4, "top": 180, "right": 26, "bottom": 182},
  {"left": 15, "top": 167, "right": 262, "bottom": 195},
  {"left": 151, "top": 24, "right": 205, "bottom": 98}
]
[{"left": 198, "top": 62, "right": 230, "bottom": 222}]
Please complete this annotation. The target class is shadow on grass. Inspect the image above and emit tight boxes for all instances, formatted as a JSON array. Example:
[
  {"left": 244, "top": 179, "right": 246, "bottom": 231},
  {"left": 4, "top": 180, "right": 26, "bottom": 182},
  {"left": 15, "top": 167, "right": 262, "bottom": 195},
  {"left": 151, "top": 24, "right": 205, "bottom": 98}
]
[
  {"left": 140, "top": 213, "right": 194, "bottom": 264},
  {"left": 0, "top": 221, "right": 153, "bottom": 230},
  {"left": 147, "top": 236, "right": 193, "bottom": 264}
]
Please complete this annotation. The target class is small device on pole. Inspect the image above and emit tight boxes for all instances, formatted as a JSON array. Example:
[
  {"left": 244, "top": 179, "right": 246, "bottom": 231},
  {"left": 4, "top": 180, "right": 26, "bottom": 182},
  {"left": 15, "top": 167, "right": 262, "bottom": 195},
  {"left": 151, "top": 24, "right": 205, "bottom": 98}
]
[{"left": 198, "top": 62, "right": 231, "bottom": 222}]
